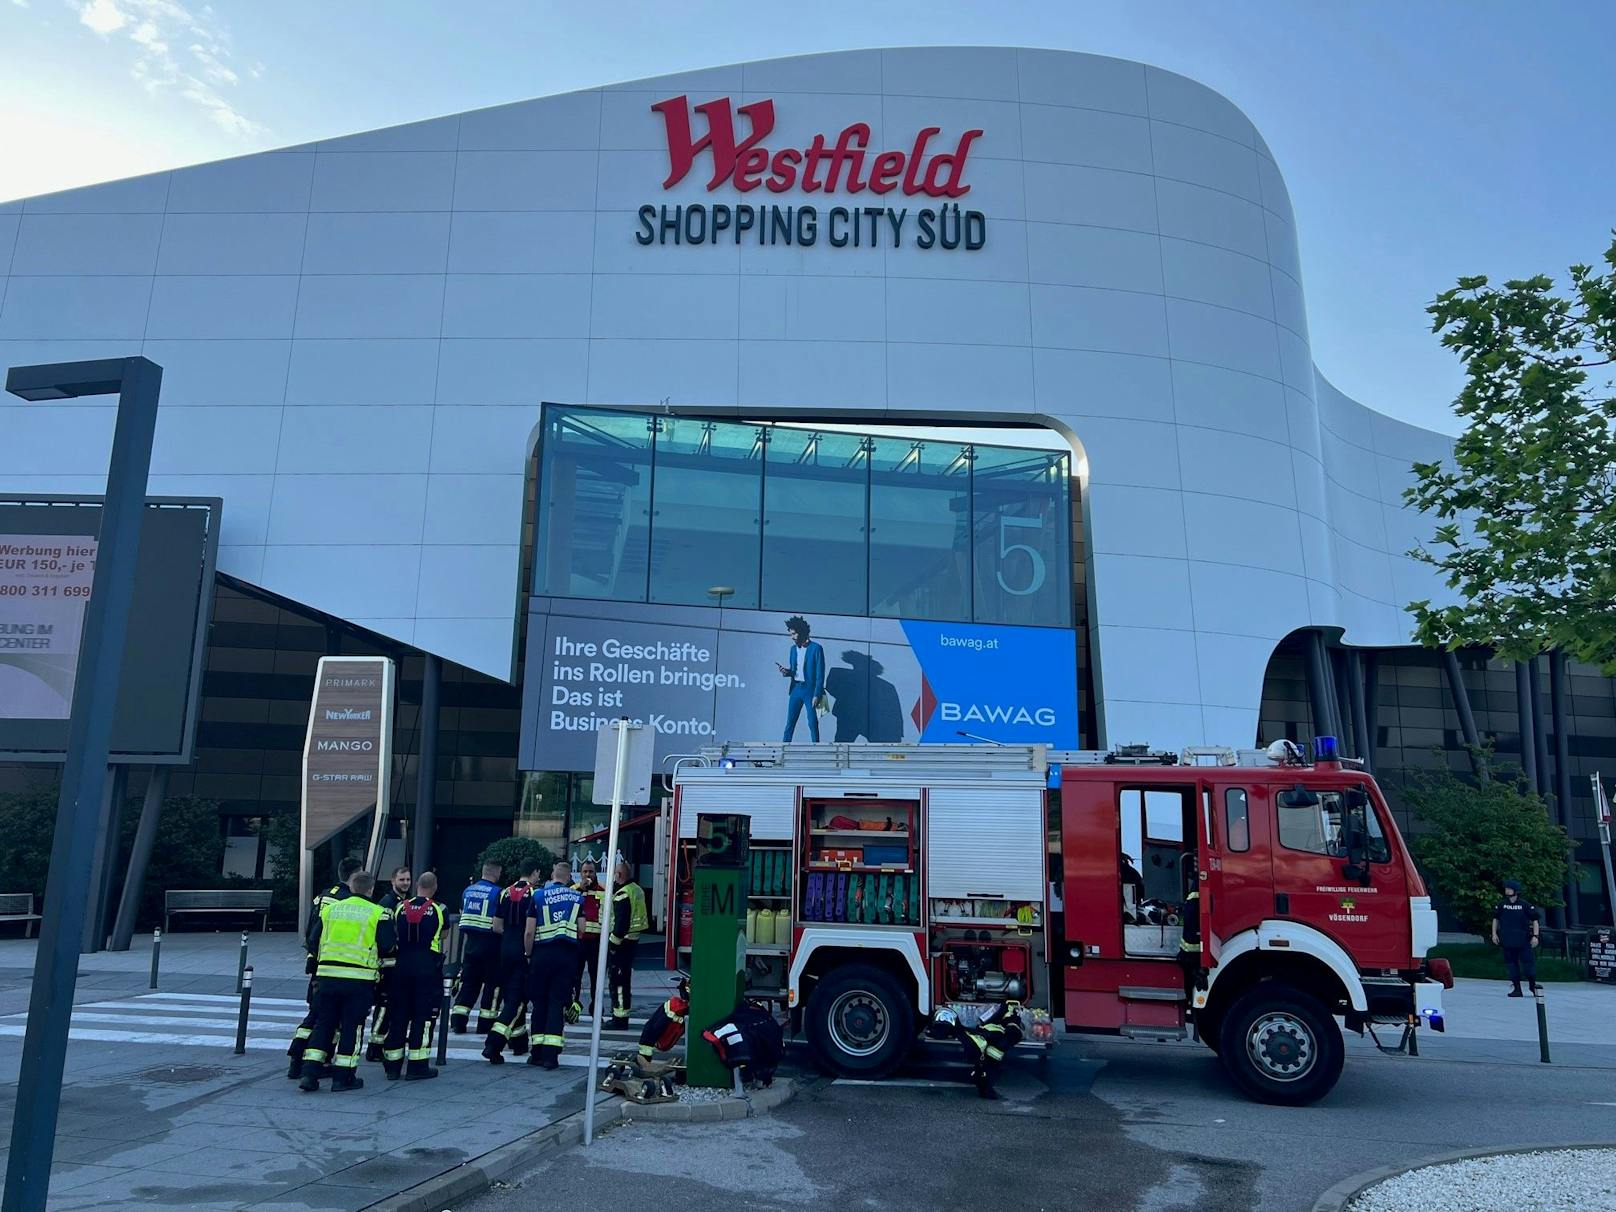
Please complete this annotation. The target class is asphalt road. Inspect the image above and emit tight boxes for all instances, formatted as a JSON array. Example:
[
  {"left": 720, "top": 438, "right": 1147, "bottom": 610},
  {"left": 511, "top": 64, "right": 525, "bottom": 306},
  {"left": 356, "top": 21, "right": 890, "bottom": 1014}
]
[{"left": 468, "top": 1034, "right": 1616, "bottom": 1212}]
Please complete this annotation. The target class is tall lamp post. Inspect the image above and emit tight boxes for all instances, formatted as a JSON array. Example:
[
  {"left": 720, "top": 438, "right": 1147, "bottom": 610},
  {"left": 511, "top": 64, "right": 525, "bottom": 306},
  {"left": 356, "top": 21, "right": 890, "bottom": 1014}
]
[{"left": 2, "top": 357, "right": 161, "bottom": 1212}]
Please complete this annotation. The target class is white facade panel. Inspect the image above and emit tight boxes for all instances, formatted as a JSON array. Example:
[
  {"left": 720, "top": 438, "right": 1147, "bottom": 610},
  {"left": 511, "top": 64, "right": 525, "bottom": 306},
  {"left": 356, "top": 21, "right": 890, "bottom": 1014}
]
[{"left": 0, "top": 47, "right": 1464, "bottom": 745}]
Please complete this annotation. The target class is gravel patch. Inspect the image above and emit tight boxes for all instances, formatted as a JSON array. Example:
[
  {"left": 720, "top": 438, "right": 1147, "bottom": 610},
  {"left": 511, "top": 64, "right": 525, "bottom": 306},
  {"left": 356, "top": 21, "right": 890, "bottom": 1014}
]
[
  {"left": 1348, "top": 1148, "right": 1616, "bottom": 1211},
  {"left": 675, "top": 1084, "right": 732, "bottom": 1103}
]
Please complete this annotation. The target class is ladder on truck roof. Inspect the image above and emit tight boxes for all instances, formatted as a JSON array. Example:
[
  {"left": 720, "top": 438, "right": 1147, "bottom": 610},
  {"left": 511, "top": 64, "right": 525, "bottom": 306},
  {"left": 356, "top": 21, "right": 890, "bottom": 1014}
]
[{"left": 686, "top": 742, "right": 1047, "bottom": 776}]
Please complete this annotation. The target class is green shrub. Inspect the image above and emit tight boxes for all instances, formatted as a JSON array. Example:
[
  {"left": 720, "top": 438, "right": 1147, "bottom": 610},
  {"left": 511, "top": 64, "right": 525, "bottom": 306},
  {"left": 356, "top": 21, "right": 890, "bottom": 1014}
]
[{"left": 475, "top": 836, "right": 556, "bottom": 883}]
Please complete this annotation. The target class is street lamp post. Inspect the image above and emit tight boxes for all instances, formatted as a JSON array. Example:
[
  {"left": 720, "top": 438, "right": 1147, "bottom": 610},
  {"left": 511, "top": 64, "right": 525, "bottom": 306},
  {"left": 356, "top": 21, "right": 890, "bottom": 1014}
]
[{"left": 2, "top": 357, "right": 162, "bottom": 1212}]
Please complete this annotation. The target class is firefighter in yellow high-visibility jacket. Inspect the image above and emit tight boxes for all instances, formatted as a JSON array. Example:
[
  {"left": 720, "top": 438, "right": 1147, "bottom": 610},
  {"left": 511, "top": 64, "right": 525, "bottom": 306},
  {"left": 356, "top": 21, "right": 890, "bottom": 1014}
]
[
  {"left": 606, "top": 859, "right": 649, "bottom": 1030},
  {"left": 299, "top": 869, "right": 394, "bottom": 1092}
]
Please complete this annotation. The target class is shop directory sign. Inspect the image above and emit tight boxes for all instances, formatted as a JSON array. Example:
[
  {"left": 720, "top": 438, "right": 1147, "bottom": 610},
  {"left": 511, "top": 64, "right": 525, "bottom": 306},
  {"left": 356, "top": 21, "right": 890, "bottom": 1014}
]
[
  {"left": 522, "top": 600, "right": 1078, "bottom": 772},
  {"left": 0, "top": 534, "right": 97, "bottom": 720}
]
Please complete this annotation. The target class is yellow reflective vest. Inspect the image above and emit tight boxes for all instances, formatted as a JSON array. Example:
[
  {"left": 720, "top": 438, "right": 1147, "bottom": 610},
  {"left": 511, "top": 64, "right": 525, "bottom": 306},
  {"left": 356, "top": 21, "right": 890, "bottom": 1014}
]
[
  {"left": 610, "top": 882, "right": 648, "bottom": 945},
  {"left": 315, "top": 894, "right": 389, "bottom": 981}
]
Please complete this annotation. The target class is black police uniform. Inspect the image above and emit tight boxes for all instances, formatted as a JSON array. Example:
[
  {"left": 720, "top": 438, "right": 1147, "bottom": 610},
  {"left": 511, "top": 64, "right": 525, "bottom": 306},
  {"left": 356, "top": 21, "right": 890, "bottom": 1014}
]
[
  {"left": 382, "top": 895, "right": 446, "bottom": 1080},
  {"left": 1495, "top": 894, "right": 1540, "bottom": 991},
  {"left": 482, "top": 880, "right": 536, "bottom": 1061},
  {"left": 452, "top": 877, "right": 502, "bottom": 1033}
]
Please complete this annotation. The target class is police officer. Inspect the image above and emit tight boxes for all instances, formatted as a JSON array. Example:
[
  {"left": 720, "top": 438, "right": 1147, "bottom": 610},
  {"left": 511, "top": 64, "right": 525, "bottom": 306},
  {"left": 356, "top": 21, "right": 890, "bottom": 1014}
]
[
  {"left": 287, "top": 855, "right": 361, "bottom": 1079},
  {"left": 482, "top": 861, "right": 543, "bottom": 1063},
  {"left": 365, "top": 864, "right": 414, "bottom": 1062},
  {"left": 572, "top": 860, "right": 605, "bottom": 1017},
  {"left": 382, "top": 871, "right": 446, "bottom": 1081},
  {"left": 451, "top": 861, "right": 503, "bottom": 1034},
  {"left": 300, "top": 869, "right": 395, "bottom": 1092},
  {"left": 528, "top": 860, "right": 583, "bottom": 1069},
  {"left": 1492, "top": 879, "right": 1542, "bottom": 996},
  {"left": 606, "top": 858, "right": 648, "bottom": 1030}
]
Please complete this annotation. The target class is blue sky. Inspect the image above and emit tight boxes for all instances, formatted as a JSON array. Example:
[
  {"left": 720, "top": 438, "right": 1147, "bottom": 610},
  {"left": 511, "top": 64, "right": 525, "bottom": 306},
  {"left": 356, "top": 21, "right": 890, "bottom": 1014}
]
[{"left": 1, "top": 1, "right": 1610, "bottom": 434}]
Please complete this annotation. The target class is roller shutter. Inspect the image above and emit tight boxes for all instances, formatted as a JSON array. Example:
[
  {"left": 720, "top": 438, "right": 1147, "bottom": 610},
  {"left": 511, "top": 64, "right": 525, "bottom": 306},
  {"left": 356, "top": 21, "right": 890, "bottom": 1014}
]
[
  {"left": 926, "top": 785, "right": 1045, "bottom": 900},
  {"left": 676, "top": 780, "right": 796, "bottom": 841}
]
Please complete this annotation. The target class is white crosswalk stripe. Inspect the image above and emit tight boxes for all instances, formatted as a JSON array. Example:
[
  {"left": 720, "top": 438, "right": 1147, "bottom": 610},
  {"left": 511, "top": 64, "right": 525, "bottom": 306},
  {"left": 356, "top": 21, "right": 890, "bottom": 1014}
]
[{"left": 0, "top": 992, "right": 671, "bottom": 1066}]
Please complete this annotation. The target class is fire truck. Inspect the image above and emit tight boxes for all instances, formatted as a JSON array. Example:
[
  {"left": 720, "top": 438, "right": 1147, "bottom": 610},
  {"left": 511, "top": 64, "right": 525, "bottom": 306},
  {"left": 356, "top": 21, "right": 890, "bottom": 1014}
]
[{"left": 664, "top": 738, "right": 1450, "bottom": 1105}]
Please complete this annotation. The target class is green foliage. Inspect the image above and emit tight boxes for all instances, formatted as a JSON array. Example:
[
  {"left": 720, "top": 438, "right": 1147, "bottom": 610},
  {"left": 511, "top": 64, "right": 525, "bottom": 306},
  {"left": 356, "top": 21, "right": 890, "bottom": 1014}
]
[
  {"left": 1428, "top": 943, "right": 1583, "bottom": 983},
  {"left": 475, "top": 836, "right": 556, "bottom": 883},
  {"left": 1407, "top": 766, "right": 1572, "bottom": 934},
  {"left": 0, "top": 788, "right": 60, "bottom": 900},
  {"left": 1404, "top": 235, "right": 1616, "bottom": 670},
  {"left": 262, "top": 811, "right": 301, "bottom": 925}
]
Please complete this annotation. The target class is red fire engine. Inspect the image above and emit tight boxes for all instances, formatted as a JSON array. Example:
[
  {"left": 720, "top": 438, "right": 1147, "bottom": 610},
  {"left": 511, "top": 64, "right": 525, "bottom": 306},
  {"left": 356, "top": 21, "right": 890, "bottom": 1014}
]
[{"left": 665, "top": 738, "right": 1450, "bottom": 1105}]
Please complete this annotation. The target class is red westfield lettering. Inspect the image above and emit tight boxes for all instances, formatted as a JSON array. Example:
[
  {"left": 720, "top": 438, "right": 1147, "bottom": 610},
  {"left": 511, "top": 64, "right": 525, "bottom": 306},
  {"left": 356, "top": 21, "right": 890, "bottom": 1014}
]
[{"left": 650, "top": 94, "right": 982, "bottom": 198}]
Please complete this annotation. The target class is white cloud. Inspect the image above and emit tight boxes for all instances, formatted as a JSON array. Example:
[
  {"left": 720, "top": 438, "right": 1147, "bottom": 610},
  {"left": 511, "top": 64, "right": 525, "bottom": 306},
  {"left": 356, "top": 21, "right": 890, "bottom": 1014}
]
[{"left": 69, "top": 0, "right": 264, "bottom": 138}]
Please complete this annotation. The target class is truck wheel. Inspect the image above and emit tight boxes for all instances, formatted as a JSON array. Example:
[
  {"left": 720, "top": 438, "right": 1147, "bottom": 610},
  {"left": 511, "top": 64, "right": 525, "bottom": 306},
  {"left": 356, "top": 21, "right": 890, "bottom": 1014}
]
[
  {"left": 1217, "top": 985, "right": 1343, "bottom": 1106},
  {"left": 804, "top": 964, "right": 915, "bottom": 1079}
]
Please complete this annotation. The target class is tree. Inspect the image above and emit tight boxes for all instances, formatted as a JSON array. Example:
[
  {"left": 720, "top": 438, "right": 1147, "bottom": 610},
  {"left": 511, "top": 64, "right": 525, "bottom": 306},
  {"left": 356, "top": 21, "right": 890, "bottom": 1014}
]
[
  {"left": 475, "top": 836, "right": 557, "bottom": 882},
  {"left": 1404, "top": 235, "right": 1616, "bottom": 670},
  {"left": 1406, "top": 766, "right": 1572, "bottom": 934}
]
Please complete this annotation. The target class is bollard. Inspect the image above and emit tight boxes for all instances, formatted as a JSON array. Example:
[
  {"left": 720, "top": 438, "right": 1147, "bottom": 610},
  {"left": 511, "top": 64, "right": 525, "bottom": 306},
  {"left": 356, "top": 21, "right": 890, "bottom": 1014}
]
[
  {"left": 149, "top": 927, "right": 162, "bottom": 990},
  {"left": 236, "top": 929, "right": 249, "bottom": 993},
  {"left": 234, "top": 966, "right": 253, "bottom": 1055},
  {"left": 1406, "top": 1015, "right": 1419, "bottom": 1057},
  {"left": 1536, "top": 991, "right": 1551, "bottom": 1063},
  {"left": 436, "top": 975, "right": 452, "bottom": 1066}
]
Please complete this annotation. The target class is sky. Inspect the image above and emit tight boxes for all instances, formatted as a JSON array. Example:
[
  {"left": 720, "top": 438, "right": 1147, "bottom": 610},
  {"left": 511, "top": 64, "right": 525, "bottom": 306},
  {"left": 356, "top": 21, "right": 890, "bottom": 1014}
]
[{"left": 1, "top": 1, "right": 1611, "bottom": 436}]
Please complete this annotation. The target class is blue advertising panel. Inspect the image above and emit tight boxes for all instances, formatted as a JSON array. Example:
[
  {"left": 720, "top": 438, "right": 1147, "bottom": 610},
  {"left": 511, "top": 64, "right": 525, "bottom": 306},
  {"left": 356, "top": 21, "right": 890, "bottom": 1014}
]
[{"left": 520, "top": 598, "right": 1079, "bottom": 772}]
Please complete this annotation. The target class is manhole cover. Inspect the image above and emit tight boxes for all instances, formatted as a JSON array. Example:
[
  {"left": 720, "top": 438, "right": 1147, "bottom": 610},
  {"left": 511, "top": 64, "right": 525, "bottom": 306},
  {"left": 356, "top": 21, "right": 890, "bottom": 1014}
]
[{"left": 132, "top": 1065, "right": 227, "bottom": 1084}]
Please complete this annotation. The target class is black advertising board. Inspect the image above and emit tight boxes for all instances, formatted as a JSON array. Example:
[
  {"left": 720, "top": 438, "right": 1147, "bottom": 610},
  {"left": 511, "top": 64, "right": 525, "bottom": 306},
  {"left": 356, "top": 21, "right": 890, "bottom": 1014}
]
[{"left": 1590, "top": 929, "right": 1616, "bottom": 984}]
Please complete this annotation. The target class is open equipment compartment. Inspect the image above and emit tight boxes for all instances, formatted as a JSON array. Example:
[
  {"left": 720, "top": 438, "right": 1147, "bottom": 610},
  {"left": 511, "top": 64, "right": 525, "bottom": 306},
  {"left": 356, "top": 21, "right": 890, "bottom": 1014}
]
[{"left": 798, "top": 794, "right": 923, "bottom": 927}]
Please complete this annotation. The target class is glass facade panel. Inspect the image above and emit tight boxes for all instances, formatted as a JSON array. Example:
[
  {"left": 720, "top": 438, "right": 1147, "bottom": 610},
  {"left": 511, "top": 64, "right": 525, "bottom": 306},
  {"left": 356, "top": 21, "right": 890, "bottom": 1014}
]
[
  {"left": 868, "top": 437, "right": 971, "bottom": 620},
  {"left": 972, "top": 445, "right": 1071, "bottom": 627},
  {"left": 647, "top": 417, "right": 765, "bottom": 608},
  {"left": 762, "top": 429, "right": 869, "bottom": 615},
  {"left": 536, "top": 407, "right": 654, "bottom": 601}
]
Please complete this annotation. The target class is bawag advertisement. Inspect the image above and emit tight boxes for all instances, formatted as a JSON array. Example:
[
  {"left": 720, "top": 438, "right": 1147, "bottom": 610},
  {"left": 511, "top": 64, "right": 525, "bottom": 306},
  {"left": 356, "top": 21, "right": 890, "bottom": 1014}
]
[{"left": 522, "top": 598, "right": 1078, "bottom": 772}]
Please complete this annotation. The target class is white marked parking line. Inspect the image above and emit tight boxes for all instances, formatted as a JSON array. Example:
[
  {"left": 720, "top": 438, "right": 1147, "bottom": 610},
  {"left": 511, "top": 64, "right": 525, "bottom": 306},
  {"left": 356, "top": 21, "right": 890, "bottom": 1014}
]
[{"left": 834, "top": 1078, "right": 957, "bottom": 1088}]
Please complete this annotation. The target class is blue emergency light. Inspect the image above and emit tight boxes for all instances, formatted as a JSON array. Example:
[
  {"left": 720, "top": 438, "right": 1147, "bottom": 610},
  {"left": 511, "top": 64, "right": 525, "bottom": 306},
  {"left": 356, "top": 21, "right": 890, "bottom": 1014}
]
[{"left": 1314, "top": 735, "right": 1339, "bottom": 761}]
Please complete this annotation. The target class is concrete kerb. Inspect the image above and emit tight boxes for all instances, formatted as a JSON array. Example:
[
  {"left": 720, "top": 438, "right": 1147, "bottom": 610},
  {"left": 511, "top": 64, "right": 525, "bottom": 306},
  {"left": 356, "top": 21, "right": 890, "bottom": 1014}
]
[
  {"left": 1310, "top": 1141, "right": 1616, "bottom": 1212},
  {"left": 360, "top": 1080, "right": 796, "bottom": 1211}
]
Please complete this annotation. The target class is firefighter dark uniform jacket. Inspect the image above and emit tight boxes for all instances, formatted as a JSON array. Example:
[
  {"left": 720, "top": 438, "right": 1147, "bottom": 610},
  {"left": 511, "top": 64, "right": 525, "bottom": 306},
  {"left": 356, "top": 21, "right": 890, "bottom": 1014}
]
[
  {"left": 537, "top": 881, "right": 583, "bottom": 944},
  {"left": 310, "top": 892, "right": 394, "bottom": 981},
  {"left": 460, "top": 878, "right": 500, "bottom": 937},
  {"left": 609, "top": 882, "right": 648, "bottom": 946},
  {"left": 497, "top": 880, "right": 537, "bottom": 954},
  {"left": 393, "top": 896, "right": 445, "bottom": 969}
]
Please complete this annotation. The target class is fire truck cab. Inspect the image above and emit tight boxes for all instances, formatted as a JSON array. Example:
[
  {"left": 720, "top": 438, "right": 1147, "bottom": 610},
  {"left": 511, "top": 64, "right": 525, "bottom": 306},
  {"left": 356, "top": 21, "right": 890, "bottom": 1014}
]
[{"left": 666, "top": 739, "right": 1449, "bottom": 1106}]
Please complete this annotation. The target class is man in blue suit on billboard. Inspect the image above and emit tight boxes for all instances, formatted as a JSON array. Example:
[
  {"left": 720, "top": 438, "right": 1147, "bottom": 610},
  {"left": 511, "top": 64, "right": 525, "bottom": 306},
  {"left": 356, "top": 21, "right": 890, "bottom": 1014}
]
[{"left": 777, "top": 616, "right": 826, "bottom": 742}]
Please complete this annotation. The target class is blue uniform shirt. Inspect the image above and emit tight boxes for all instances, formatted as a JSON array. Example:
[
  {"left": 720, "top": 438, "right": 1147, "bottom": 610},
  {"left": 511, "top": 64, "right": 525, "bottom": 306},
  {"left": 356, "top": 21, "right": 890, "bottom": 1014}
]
[
  {"left": 460, "top": 878, "right": 501, "bottom": 933},
  {"left": 536, "top": 880, "right": 583, "bottom": 944}
]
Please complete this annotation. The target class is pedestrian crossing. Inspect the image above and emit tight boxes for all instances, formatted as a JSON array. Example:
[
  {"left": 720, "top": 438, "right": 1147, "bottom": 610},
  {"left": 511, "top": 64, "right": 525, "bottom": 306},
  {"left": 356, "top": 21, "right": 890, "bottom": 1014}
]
[{"left": 0, "top": 990, "right": 673, "bottom": 1068}]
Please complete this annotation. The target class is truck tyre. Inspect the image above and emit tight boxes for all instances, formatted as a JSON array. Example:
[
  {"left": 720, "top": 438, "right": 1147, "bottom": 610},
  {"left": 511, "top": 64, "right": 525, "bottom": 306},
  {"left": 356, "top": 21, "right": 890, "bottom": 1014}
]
[
  {"left": 804, "top": 964, "right": 915, "bottom": 1079},
  {"left": 1217, "top": 985, "right": 1343, "bottom": 1106}
]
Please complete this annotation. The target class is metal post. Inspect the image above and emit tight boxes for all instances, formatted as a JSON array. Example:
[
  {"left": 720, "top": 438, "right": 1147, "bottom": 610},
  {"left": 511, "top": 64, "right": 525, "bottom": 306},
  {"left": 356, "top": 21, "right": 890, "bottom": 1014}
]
[
  {"left": 1515, "top": 661, "right": 1539, "bottom": 793},
  {"left": 236, "top": 930, "right": 249, "bottom": 994},
  {"left": 1441, "top": 650, "right": 1485, "bottom": 779},
  {"left": 1530, "top": 657, "right": 1552, "bottom": 804},
  {"left": 149, "top": 927, "right": 161, "bottom": 989},
  {"left": 1406, "top": 1016, "right": 1418, "bottom": 1057},
  {"left": 111, "top": 766, "right": 168, "bottom": 951},
  {"left": 1535, "top": 990, "right": 1551, "bottom": 1063},
  {"left": 411, "top": 655, "right": 441, "bottom": 876},
  {"left": 1305, "top": 632, "right": 1339, "bottom": 739},
  {"left": 437, "top": 974, "right": 452, "bottom": 1067},
  {"left": 90, "top": 764, "right": 128, "bottom": 953},
  {"left": 1550, "top": 652, "right": 1579, "bottom": 928},
  {"left": 1347, "top": 649, "right": 1370, "bottom": 769},
  {"left": 584, "top": 719, "right": 631, "bottom": 1147},
  {"left": 1362, "top": 652, "right": 1380, "bottom": 775},
  {"left": 3, "top": 355, "right": 161, "bottom": 1212},
  {"left": 234, "top": 967, "right": 253, "bottom": 1055}
]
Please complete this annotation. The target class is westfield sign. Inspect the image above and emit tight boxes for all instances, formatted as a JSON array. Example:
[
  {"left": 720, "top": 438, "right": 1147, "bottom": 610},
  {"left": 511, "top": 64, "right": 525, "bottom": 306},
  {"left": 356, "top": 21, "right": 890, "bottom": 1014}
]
[{"left": 636, "top": 94, "right": 988, "bottom": 251}]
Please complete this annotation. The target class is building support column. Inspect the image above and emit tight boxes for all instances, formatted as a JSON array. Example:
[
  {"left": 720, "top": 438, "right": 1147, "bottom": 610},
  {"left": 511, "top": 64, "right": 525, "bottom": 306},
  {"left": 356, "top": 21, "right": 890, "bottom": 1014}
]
[
  {"left": 1515, "top": 660, "right": 1539, "bottom": 794},
  {"left": 1362, "top": 652, "right": 1380, "bottom": 773},
  {"left": 110, "top": 767, "right": 169, "bottom": 951},
  {"left": 411, "top": 655, "right": 441, "bottom": 876},
  {"left": 1549, "top": 651, "right": 1580, "bottom": 928},
  {"left": 1346, "top": 650, "right": 1371, "bottom": 771},
  {"left": 1306, "top": 631, "right": 1339, "bottom": 740},
  {"left": 1442, "top": 650, "right": 1485, "bottom": 780},
  {"left": 81, "top": 765, "right": 127, "bottom": 954},
  {"left": 1530, "top": 656, "right": 1552, "bottom": 802}
]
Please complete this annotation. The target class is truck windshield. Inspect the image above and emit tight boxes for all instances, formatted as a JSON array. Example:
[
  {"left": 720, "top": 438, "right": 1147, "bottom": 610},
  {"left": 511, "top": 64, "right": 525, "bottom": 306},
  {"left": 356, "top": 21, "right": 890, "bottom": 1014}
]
[{"left": 1277, "top": 790, "right": 1390, "bottom": 863}]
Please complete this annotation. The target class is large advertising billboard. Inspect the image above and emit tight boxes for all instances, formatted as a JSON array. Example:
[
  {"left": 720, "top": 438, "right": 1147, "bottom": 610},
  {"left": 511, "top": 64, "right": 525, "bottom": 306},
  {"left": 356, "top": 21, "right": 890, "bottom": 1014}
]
[{"left": 520, "top": 597, "right": 1078, "bottom": 773}]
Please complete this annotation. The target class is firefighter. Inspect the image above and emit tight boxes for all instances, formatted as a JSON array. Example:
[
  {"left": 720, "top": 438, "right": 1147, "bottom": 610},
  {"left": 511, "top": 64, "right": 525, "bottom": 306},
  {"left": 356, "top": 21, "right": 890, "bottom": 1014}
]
[
  {"left": 527, "top": 860, "right": 583, "bottom": 1069},
  {"left": 299, "top": 869, "right": 395, "bottom": 1092},
  {"left": 382, "top": 871, "right": 446, "bottom": 1081},
  {"left": 1178, "top": 867, "right": 1202, "bottom": 977},
  {"left": 636, "top": 977, "right": 690, "bottom": 1064},
  {"left": 481, "top": 861, "right": 542, "bottom": 1063},
  {"left": 450, "top": 861, "right": 504, "bottom": 1033},
  {"left": 365, "top": 864, "right": 413, "bottom": 1063},
  {"left": 287, "top": 855, "right": 361, "bottom": 1079},
  {"left": 606, "top": 858, "right": 648, "bottom": 1030},
  {"left": 571, "top": 860, "right": 605, "bottom": 1018},
  {"left": 930, "top": 1003, "right": 1024, "bottom": 1099}
]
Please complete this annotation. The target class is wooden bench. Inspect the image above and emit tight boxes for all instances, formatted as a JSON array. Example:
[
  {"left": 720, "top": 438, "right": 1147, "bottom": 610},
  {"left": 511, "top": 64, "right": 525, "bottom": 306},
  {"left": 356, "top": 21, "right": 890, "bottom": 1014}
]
[
  {"left": 163, "top": 889, "right": 272, "bottom": 934},
  {"left": 0, "top": 893, "right": 42, "bottom": 938}
]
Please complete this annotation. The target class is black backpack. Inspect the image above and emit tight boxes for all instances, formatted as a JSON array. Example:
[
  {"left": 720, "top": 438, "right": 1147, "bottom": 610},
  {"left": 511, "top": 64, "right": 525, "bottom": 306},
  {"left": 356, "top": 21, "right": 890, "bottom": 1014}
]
[{"left": 700, "top": 1002, "right": 785, "bottom": 1086}]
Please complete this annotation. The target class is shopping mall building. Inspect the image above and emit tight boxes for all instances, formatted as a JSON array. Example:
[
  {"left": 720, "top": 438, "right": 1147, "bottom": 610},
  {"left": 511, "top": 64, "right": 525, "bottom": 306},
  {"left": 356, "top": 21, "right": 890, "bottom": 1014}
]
[{"left": 1, "top": 47, "right": 1611, "bottom": 921}]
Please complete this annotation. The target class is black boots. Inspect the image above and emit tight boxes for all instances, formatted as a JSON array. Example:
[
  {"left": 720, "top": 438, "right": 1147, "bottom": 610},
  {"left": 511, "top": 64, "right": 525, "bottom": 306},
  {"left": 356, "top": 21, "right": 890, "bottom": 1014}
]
[
  {"left": 383, "top": 1059, "right": 403, "bottom": 1081},
  {"left": 287, "top": 1053, "right": 304, "bottom": 1080},
  {"left": 1508, "top": 984, "right": 1523, "bottom": 997},
  {"left": 482, "top": 1036, "right": 505, "bottom": 1065},
  {"left": 404, "top": 1060, "right": 438, "bottom": 1081}
]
